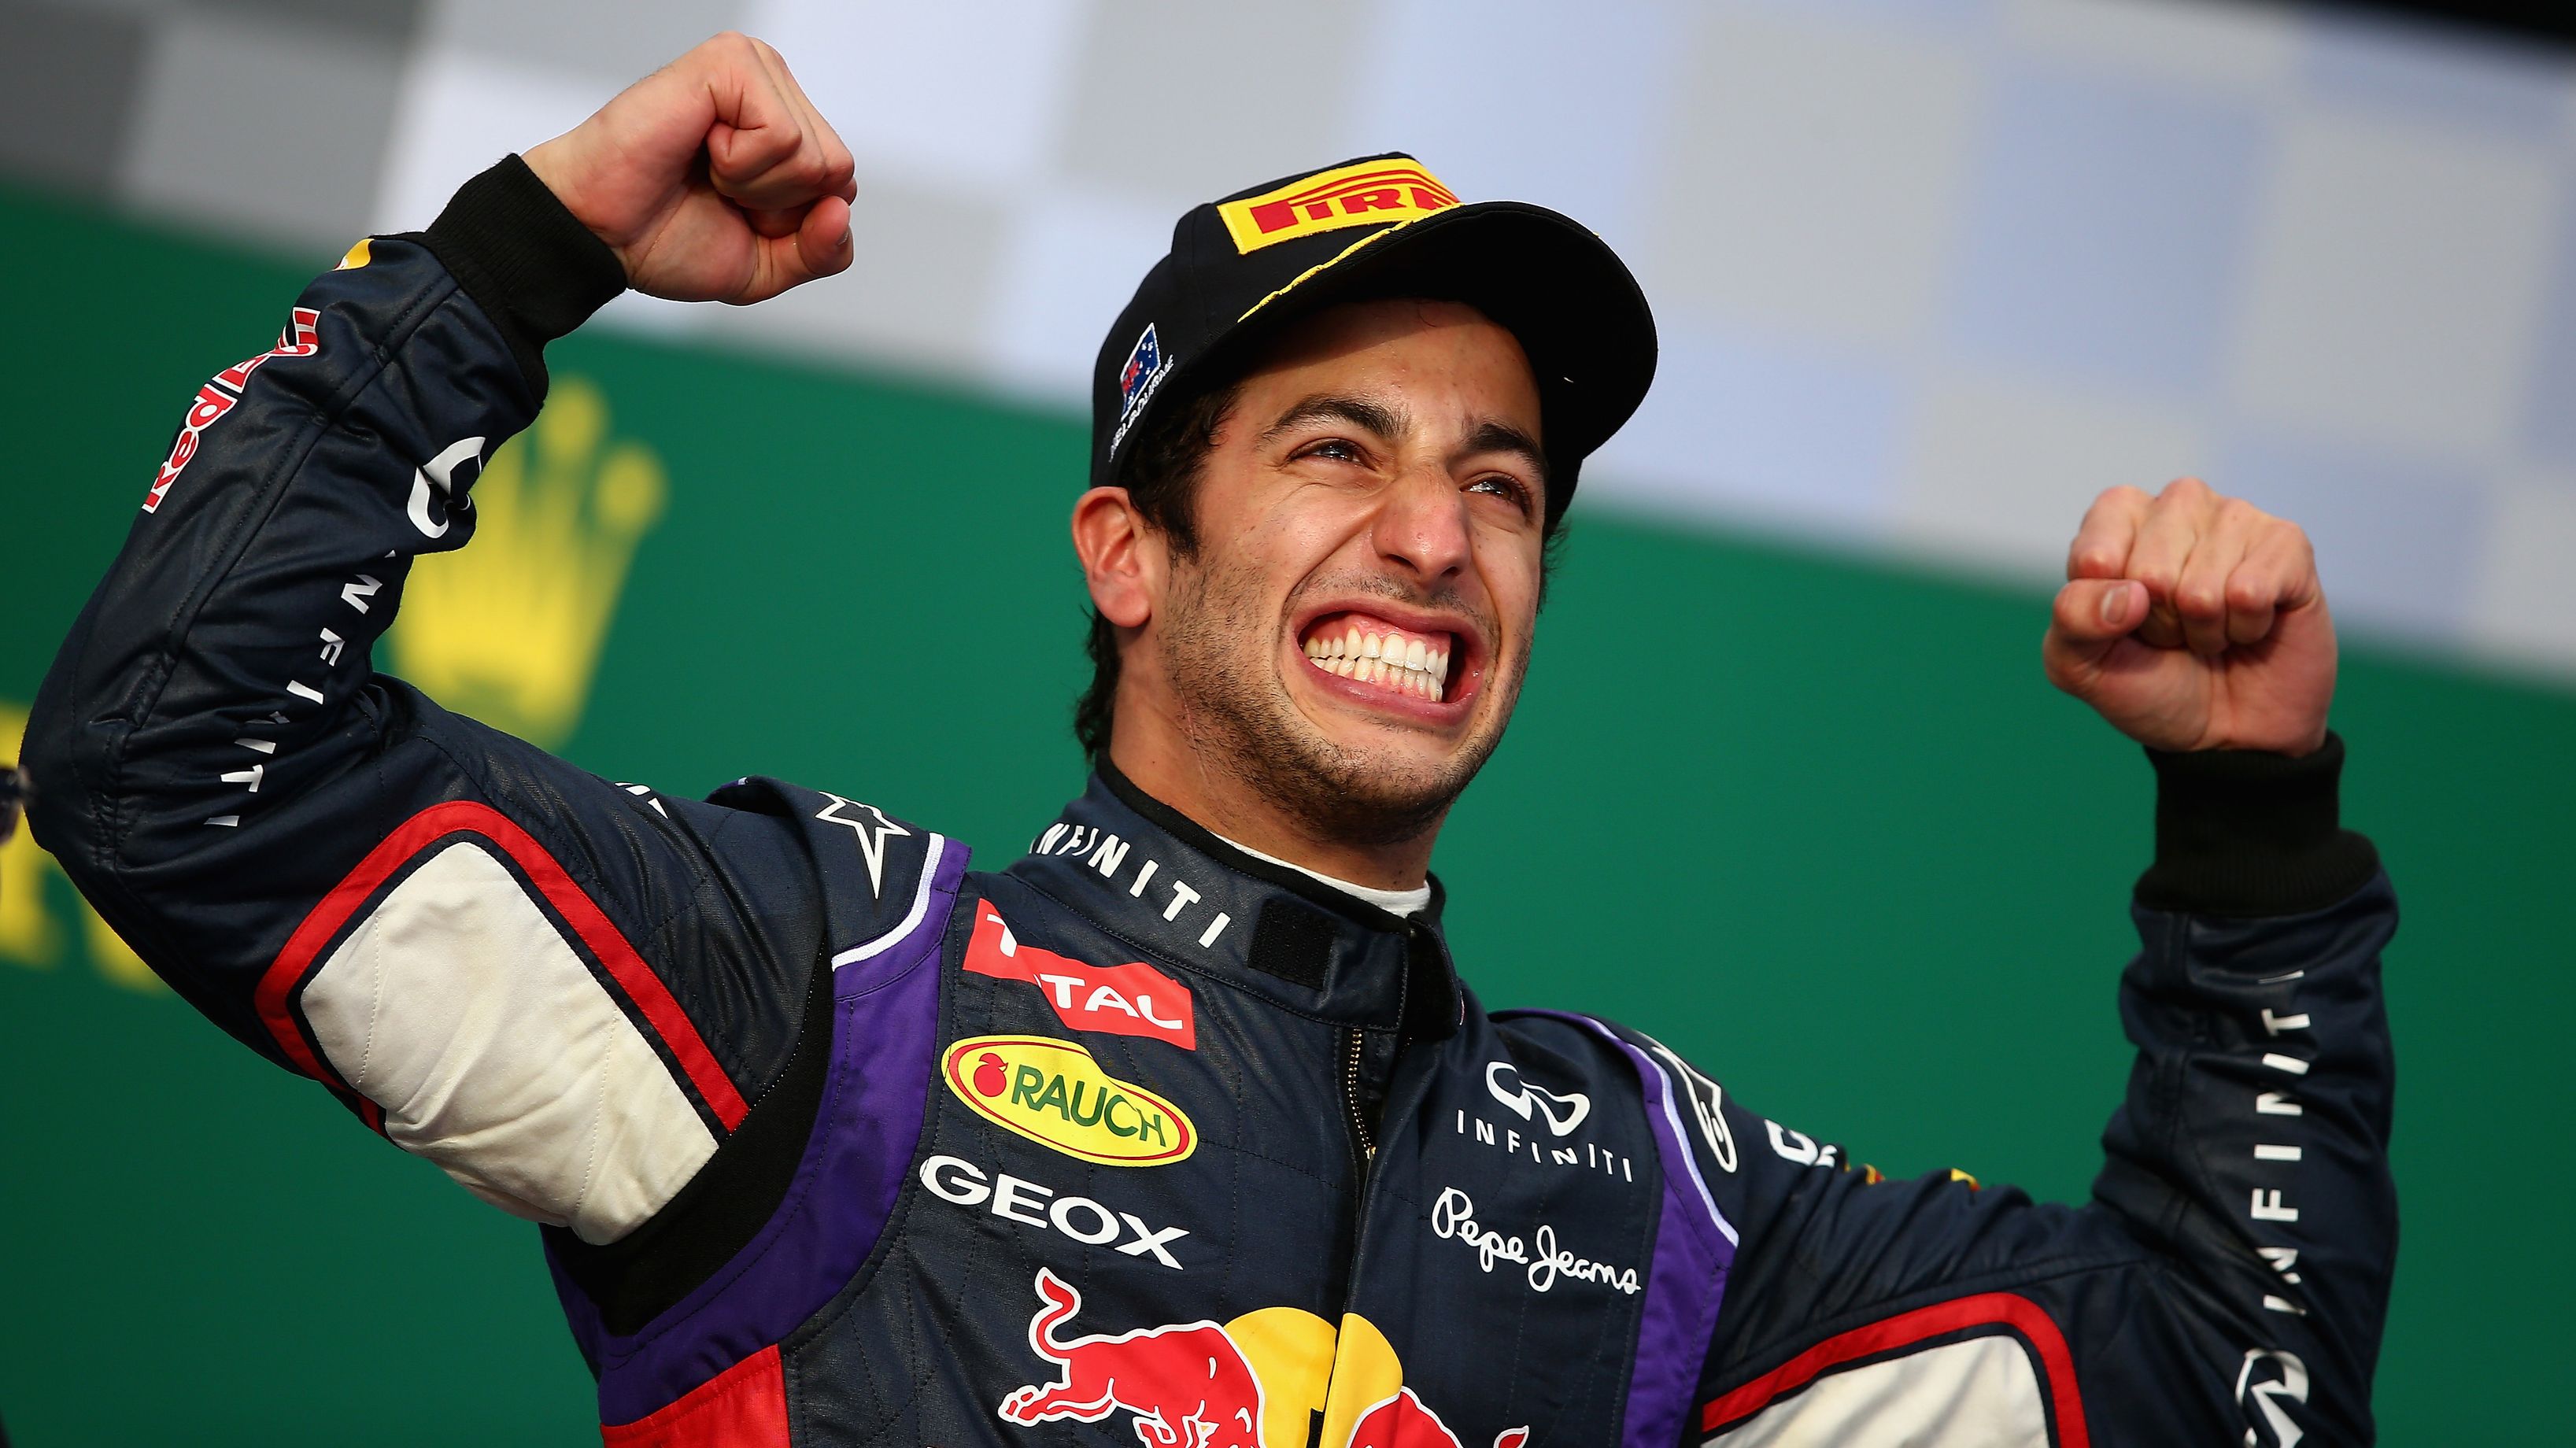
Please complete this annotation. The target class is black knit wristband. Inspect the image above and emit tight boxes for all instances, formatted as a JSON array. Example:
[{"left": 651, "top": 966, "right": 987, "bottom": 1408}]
[
  {"left": 411, "top": 153, "right": 626, "bottom": 397},
  {"left": 2134, "top": 732, "right": 2380, "bottom": 919}
]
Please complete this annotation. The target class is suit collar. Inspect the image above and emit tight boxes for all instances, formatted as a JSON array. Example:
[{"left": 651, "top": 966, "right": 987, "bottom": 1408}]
[{"left": 1003, "top": 768, "right": 1461, "bottom": 1037}]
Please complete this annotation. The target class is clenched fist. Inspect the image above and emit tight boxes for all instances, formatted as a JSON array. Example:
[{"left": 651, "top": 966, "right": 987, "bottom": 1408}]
[
  {"left": 524, "top": 33, "right": 856, "bottom": 305},
  {"left": 2043, "top": 478, "right": 2334, "bottom": 757}
]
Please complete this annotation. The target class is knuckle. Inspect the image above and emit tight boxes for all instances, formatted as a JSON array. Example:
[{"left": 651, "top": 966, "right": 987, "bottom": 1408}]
[{"left": 2161, "top": 475, "right": 2209, "bottom": 498}]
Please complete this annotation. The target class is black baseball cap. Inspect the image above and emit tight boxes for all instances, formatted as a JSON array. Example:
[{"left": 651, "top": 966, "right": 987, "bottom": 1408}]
[{"left": 1088, "top": 153, "right": 1657, "bottom": 524}]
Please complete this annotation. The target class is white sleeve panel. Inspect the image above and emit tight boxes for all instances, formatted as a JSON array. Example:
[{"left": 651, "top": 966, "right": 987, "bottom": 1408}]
[
  {"left": 300, "top": 840, "right": 719, "bottom": 1244},
  {"left": 1706, "top": 1336, "right": 2049, "bottom": 1447}
]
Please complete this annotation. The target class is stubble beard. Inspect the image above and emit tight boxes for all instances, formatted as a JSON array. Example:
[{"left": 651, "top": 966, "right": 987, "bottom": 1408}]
[{"left": 1155, "top": 552, "right": 1524, "bottom": 848}]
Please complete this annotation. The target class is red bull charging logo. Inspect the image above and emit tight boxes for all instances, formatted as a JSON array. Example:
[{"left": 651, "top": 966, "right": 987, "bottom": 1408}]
[{"left": 999, "top": 1268, "right": 1527, "bottom": 1448}]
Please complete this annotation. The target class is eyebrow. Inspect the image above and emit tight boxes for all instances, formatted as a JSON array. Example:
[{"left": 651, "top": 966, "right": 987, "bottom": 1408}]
[
  {"left": 1258, "top": 393, "right": 1407, "bottom": 448},
  {"left": 1459, "top": 419, "right": 1548, "bottom": 487}
]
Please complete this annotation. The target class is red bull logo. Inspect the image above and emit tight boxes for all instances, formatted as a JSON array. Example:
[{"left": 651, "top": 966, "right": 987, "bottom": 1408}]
[
  {"left": 145, "top": 305, "right": 322, "bottom": 512},
  {"left": 1000, "top": 1269, "right": 1264, "bottom": 1446},
  {"left": 1347, "top": 1390, "right": 1528, "bottom": 1448},
  {"left": 997, "top": 1269, "right": 1525, "bottom": 1448}
]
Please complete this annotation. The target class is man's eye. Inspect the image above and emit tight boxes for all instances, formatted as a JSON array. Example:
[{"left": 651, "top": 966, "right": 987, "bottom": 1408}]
[
  {"left": 1299, "top": 438, "right": 1363, "bottom": 464},
  {"left": 1467, "top": 476, "right": 1533, "bottom": 514}
]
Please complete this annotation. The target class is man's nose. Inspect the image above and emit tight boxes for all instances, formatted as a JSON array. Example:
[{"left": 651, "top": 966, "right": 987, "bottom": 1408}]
[{"left": 1369, "top": 467, "right": 1472, "bottom": 581}]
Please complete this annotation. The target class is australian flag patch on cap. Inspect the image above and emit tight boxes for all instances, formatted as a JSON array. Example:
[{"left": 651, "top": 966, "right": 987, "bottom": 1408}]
[{"left": 1111, "top": 323, "right": 1170, "bottom": 454}]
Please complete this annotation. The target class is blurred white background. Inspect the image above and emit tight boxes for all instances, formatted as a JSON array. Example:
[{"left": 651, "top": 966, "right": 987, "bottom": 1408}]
[{"left": 8, "top": 0, "right": 2574, "bottom": 675}]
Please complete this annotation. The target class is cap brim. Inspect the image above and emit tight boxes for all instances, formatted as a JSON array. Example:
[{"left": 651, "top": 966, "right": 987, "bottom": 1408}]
[{"left": 1195, "top": 200, "right": 1657, "bottom": 514}]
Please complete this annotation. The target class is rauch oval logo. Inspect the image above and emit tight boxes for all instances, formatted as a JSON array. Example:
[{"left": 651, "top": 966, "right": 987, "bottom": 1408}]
[{"left": 942, "top": 1035, "right": 1197, "bottom": 1167}]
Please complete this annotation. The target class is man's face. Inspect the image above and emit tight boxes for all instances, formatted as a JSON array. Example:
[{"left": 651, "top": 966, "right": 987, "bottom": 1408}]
[{"left": 1148, "top": 297, "right": 1549, "bottom": 844}]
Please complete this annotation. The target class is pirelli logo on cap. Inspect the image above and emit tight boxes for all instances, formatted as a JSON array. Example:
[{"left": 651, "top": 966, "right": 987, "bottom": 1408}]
[{"left": 1218, "top": 159, "right": 1460, "bottom": 253}]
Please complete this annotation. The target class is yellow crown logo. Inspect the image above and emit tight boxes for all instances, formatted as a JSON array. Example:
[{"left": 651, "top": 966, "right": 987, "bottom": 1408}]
[{"left": 388, "top": 377, "right": 667, "bottom": 748}]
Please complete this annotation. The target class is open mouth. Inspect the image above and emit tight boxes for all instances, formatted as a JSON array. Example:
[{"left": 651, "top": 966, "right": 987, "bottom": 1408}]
[{"left": 1298, "top": 610, "right": 1459, "bottom": 704}]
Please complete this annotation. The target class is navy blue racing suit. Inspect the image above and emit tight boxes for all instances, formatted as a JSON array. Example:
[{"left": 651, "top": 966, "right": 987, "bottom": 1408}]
[{"left": 26, "top": 158, "right": 2397, "bottom": 1446}]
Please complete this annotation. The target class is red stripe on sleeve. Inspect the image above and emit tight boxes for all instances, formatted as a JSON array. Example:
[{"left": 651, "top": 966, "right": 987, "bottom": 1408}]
[
  {"left": 1701, "top": 1291, "right": 2086, "bottom": 1446},
  {"left": 256, "top": 800, "right": 752, "bottom": 1128},
  {"left": 599, "top": 1343, "right": 788, "bottom": 1446}
]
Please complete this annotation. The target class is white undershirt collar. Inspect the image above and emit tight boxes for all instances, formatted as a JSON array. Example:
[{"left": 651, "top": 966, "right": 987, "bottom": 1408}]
[{"left": 1211, "top": 832, "right": 1432, "bottom": 918}]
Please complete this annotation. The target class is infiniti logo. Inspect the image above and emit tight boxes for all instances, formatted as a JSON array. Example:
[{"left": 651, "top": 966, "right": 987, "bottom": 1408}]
[
  {"left": 2234, "top": 1349, "right": 2310, "bottom": 1447},
  {"left": 1485, "top": 1062, "right": 1591, "bottom": 1136}
]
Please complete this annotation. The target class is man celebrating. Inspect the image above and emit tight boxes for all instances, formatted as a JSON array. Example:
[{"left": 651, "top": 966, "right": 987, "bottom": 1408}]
[{"left": 28, "top": 35, "right": 2393, "bottom": 1447}]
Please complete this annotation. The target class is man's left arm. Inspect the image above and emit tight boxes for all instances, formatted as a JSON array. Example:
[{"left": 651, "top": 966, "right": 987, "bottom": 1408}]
[{"left": 1682, "top": 480, "right": 2397, "bottom": 1444}]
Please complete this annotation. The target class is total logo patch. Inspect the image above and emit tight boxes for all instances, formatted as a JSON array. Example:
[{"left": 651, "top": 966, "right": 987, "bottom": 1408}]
[
  {"left": 964, "top": 899, "right": 1196, "bottom": 1048},
  {"left": 944, "top": 1034, "right": 1197, "bottom": 1166}
]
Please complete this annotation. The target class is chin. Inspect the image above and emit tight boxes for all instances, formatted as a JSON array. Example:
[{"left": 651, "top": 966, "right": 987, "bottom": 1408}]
[{"left": 1258, "top": 711, "right": 1498, "bottom": 845}]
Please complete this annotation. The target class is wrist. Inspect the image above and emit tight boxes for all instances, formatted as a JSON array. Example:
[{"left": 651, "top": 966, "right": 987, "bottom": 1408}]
[
  {"left": 2134, "top": 731, "right": 2379, "bottom": 918},
  {"left": 412, "top": 154, "right": 626, "bottom": 397}
]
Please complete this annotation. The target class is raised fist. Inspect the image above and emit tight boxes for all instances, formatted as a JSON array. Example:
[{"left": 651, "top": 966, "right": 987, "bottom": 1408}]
[
  {"left": 2042, "top": 477, "right": 2336, "bottom": 756},
  {"left": 523, "top": 32, "right": 856, "bottom": 305}
]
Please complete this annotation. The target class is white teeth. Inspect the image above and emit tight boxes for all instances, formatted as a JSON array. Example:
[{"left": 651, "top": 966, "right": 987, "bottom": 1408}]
[{"left": 1300, "top": 619, "right": 1462, "bottom": 702}]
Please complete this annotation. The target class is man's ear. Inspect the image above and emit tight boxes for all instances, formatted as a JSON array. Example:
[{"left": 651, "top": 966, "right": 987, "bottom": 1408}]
[{"left": 1072, "top": 486, "right": 1160, "bottom": 630}]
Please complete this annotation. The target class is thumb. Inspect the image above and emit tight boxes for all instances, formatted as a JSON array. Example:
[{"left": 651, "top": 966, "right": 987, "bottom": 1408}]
[
  {"left": 2042, "top": 578, "right": 2145, "bottom": 686},
  {"left": 2055, "top": 578, "right": 2146, "bottom": 646},
  {"left": 734, "top": 194, "right": 853, "bottom": 302},
  {"left": 796, "top": 194, "right": 854, "bottom": 278}
]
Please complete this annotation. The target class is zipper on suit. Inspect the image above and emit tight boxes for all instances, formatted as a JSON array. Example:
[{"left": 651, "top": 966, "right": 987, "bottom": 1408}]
[{"left": 1343, "top": 1026, "right": 1377, "bottom": 1162}]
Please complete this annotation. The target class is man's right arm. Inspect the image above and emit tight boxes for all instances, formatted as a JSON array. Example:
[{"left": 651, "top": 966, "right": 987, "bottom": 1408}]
[{"left": 22, "top": 156, "right": 853, "bottom": 1254}]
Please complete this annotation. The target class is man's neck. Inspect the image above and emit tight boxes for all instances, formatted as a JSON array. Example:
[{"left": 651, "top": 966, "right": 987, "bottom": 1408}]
[
  {"left": 1210, "top": 831, "right": 1434, "bottom": 917},
  {"left": 1107, "top": 737, "right": 1437, "bottom": 892}
]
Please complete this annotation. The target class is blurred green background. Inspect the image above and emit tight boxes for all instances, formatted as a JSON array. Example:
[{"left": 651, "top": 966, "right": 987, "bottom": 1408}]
[{"left": 2, "top": 183, "right": 2569, "bottom": 1442}]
